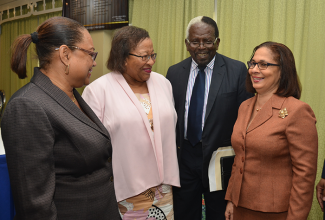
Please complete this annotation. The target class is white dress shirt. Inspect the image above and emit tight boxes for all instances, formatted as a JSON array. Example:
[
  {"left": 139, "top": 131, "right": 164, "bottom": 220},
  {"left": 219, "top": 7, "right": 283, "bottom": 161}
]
[{"left": 184, "top": 56, "right": 215, "bottom": 138}]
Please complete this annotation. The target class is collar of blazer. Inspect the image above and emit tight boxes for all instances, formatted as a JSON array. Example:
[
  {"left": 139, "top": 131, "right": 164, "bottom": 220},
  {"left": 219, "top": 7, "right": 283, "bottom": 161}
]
[
  {"left": 245, "top": 94, "right": 287, "bottom": 133},
  {"left": 112, "top": 71, "right": 160, "bottom": 156},
  {"left": 30, "top": 67, "right": 110, "bottom": 138},
  {"left": 205, "top": 53, "right": 226, "bottom": 121},
  {"left": 181, "top": 53, "right": 226, "bottom": 123}
]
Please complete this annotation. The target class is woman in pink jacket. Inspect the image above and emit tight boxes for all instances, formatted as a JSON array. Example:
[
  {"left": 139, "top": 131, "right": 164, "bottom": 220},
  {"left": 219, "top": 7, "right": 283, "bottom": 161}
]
[{"left": 82, "top": 26, "right": 180, "bottom": 220}]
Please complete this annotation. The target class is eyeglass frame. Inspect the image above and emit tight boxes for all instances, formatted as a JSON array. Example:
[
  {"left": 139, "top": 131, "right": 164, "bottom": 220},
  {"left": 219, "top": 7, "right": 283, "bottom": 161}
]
[
  {"left": 186, "top": 38, "right": 219, "bottom": 48},
  {"left": 128, "top": 53, "right": 157, "bottom": 62},
  {"left": 247, "top": 61, "right": 280, "bottom": 70},
  {"left": 55, "top": 46, "right": 98, "bottom": 61}
]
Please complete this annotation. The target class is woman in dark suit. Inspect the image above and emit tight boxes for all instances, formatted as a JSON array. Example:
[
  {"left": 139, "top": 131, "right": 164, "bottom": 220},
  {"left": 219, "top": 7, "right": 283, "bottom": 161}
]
[
  {"left": 225, "top": 41, "right": 318, "bottom": 220},
  {"left": 1, "top": 17, "right": 120, "bottom": 219}
]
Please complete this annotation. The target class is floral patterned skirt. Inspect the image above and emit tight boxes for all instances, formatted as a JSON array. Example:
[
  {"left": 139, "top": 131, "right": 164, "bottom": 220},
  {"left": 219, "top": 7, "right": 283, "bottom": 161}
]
[{"left": 118, "top": 184, "right": 174, "bottom": 220}]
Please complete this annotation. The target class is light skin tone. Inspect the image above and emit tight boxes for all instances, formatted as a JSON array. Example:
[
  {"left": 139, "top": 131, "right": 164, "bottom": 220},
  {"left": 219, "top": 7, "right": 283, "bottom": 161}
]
[
  {"left": 316, "top": 178, "right": 325, "bottom": 212},
  {"left": 247, "top": 46, "right": 281, "bottom": 128},
  {"left": 185, "top": 22, "right": 220, "bottom": 66},
  {"left": 225, "top": 46, "right": 281, "bottom": 220},
  {"left": 123, "top": 37, "right": 155, "bottom": 94},
  {"left": 41, "top": 29, "right": 96, "bottom": 109}
]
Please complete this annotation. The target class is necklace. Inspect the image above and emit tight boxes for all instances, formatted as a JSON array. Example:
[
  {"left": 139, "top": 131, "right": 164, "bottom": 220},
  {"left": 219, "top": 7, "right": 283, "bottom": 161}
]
[
  {"left": 72, "top": 94, "right": 76, "bottom": 103},
  {"left": 140, "top": 97, "right": 151, "bottom": 115},
  {"left": 256, "top": 108, "right": 261, "bottom": 112},
  {"left": 139, "top": 96, "right": 154, "bottom": 131}
]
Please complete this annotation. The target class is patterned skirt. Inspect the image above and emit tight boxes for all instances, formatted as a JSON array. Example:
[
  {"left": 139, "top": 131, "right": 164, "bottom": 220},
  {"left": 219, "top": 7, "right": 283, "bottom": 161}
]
[{"left": 118, "top": 184, "right": 174, "bottom": 220}]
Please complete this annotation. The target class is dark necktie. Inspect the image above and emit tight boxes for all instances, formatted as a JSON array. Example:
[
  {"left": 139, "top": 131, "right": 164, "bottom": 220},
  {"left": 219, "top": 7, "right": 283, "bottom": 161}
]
[{"left": 187, "top": 66, "right": 206, "bottom": 146}]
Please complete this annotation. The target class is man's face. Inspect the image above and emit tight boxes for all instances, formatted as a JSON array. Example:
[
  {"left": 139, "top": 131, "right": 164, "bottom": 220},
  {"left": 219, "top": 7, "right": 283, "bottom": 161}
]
[{"left": 185, "top": 22, "right": 220, "bottom": 66}]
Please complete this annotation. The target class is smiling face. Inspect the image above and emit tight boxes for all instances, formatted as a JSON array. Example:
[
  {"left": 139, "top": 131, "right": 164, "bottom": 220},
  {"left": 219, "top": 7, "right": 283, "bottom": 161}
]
[
  {"left": 186, "top": 22, "right": 219, "bottom": 66},
  {"left": 249, "top": 47, "right": 281, "bottom": 95},
  {"left": 124, "top": 38, "right": 155, "bottom": 85},
  {"left": 69, "top": 29, "right": 96, "bottom": 87}
]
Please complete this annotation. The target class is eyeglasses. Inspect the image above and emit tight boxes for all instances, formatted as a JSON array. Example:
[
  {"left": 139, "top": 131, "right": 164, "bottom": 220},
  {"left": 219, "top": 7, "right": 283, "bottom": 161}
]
[
  {"left": 247, "top": 61, "right": 280, "bottom": 70},
  {"left": 186, "top": 38, "right": 218, "bottom": 48},
  {"left": 129, "top": 53, "right": 157, "bottom": 62},
  {"left": 55, "top": 46, "right": 98, "bottom": 61}
]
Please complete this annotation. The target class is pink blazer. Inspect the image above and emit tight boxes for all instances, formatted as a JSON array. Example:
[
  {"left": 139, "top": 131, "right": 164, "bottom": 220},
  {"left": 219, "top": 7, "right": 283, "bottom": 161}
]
[
  {"left": 225, "top": 94, "right": 318, "bottom": 219},
  {"left": 82, "top": 71, "right": 180, "bottom": 202}
]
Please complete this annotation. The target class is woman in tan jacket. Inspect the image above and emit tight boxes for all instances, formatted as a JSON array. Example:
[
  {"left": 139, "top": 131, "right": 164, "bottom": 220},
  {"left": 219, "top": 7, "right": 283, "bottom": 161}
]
[{"left": 225, "top": 41, "right": 318, "bottom": 220}]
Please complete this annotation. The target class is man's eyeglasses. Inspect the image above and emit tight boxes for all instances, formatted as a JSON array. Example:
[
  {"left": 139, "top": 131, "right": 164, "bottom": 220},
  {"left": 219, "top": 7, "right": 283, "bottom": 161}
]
[
  {"left": 186, "top": 38, "right": 218, "bottom": 48},
  {"left": 247, "top": 61, "right": 280, "bottom": 70},
  {"left": 129, "top": 53, "right": 157, "bottom": 62},
  {"left": 55, "top": 46, "right": 98, "bottom": 61}
]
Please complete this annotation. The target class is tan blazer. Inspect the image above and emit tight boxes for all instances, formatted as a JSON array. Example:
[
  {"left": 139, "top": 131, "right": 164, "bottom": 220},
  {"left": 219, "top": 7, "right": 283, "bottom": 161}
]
[{"left": 225, "top": 94, "right": 318, "bottom": 219}]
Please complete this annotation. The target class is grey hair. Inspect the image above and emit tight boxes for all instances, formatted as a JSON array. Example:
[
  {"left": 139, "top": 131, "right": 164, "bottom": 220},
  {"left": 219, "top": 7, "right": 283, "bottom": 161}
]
[{"left": 186, "top": 16, "right": 203, "bottom": 39}]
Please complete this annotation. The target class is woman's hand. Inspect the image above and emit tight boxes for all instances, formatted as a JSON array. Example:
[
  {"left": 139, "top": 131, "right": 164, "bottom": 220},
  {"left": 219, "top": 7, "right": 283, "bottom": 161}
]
[
  {"left": 316, "top": 178, "right": 325, "bottom": 211},
  {"left": 225, "top": 201, "right": 234, "bottom": 220}
]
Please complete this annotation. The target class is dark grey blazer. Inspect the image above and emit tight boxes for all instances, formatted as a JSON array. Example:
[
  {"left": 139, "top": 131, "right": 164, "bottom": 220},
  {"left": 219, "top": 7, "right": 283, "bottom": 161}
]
[
  {"left": 166, "top": 53, "right": 253, "bottom": 188},
  {"left": 1, "top": 68, "right": 120, "bottom": 220}
]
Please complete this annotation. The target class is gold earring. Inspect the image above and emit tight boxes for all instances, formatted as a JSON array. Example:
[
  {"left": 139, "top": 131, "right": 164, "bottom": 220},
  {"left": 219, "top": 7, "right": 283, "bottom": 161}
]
[{"left": 65, "top": 64, "right": 70, "bottom": 75}]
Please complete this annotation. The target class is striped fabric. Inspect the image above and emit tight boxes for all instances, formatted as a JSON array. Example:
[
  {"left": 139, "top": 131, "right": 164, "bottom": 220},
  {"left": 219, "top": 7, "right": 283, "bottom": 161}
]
[{"left": 184, "top": 56, "right": 215, "bottom": 139}]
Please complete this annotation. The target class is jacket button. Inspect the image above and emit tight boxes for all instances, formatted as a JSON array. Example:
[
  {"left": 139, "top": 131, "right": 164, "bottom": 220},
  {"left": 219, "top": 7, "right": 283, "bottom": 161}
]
[
  {"left": 177, "top": 146, "right": 180, "bottom": 149},
  {"left": 241, "top": 157, "right": 244, "bottom": 162},
  {"left": 240, "top": 168, "right": 243, "bottom": 174},
  {"left": 242, "top": 146, "right": 244, "bottom": 151},
  {"left": 110, "top": 176, "right": 114, "bottom": 182},
  {"left": 107, "top": 157, "right": 112, "bottom": 163}
]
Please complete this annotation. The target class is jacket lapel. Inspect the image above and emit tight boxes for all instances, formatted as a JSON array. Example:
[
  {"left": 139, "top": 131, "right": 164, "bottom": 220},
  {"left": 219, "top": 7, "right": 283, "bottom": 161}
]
[
  {"left": 178, "top": 58, "right": 192, "bottom": 140},
  {"left": 246, "top": 95, "right": 286, "bottom": 133},
  {"left": 112, "top": 72, "right": 156, "bottom": 148},
  {"left": 73, "top": 91, "right": 110, "bottom": 137},
  {"left": 31, "top": 68, "right": 108, "bottom": 137},
  {"left": 241, "top": 96, "right": 256, "bottom": 135},
  {"left": 147, "top": 76, "right": 164, "bottom": 169},
  {"left": 205, "top": 53, "right": 226, "bottom": 121}
]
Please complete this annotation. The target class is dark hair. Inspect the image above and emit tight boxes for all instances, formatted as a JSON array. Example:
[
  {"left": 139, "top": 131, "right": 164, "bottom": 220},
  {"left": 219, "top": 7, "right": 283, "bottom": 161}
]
[
  {"left": 106, "top": 26, "right": 149, "bottom": 73},
  {"left": 10, "top": 17, "right": 86, "bottom": 79},
  {"left": 202, "top": 16, "right": 219, "bottom": 38},
  {"left": 246, "top": 41, "right": 301, "bottom": 99}
]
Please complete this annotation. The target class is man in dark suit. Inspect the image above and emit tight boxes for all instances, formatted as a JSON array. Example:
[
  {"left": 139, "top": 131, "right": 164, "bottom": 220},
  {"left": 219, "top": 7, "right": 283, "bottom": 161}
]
[{"left": 166, "top": 16, "right": 252, "bottom": 219}]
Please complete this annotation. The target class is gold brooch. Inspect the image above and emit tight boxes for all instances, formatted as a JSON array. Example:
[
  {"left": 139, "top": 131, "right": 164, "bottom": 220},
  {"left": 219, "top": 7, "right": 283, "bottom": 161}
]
[{"left": 279, "top": 108, "right": 288, "bottom": 119}]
